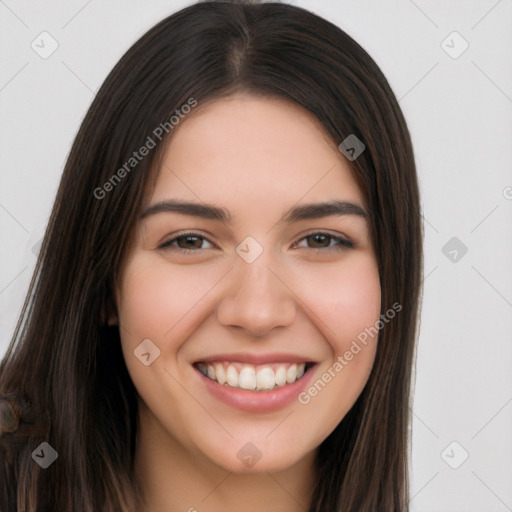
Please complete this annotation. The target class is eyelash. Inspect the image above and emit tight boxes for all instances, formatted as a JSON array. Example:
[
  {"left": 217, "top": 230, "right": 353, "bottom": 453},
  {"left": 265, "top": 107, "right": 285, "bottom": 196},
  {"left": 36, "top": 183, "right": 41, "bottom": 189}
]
[
  {"left": 292, "top": 232, "right": 355, "bottom": 251},
  {"left": 158, "top": 231, "right": 355, "bottom": 253}
]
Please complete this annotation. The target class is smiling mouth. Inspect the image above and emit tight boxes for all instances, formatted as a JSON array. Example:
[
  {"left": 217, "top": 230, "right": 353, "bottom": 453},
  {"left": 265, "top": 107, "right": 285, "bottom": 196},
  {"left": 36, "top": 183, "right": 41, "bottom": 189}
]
[{"left": 194, "top": 361, "right": 315, "bottom": 391}]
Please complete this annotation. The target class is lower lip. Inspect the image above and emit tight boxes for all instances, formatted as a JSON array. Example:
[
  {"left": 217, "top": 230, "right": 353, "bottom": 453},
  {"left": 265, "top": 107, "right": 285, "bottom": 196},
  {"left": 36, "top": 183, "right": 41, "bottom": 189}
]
[{"left": 195, "top": 365, "right": 317, "bottom": 413}]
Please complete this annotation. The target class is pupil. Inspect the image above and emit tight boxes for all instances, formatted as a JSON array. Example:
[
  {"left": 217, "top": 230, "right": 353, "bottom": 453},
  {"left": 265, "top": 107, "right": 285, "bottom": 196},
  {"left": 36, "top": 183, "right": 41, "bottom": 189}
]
[
  {"left": 179, "top": 236, "right": 201, "bottom": 249},
  {"left": 309, "top": 234, "right": 329, "bottom": 247}
]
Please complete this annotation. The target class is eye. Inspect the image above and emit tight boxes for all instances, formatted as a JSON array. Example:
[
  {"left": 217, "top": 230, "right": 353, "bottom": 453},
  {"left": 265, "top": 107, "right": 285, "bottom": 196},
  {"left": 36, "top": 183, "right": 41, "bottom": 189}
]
[
  {"left": 158, "top": 232, "right": 215, "bottom": 252},
  {"left": 293, "top": 232, "right": 354, "bottom": 251}
]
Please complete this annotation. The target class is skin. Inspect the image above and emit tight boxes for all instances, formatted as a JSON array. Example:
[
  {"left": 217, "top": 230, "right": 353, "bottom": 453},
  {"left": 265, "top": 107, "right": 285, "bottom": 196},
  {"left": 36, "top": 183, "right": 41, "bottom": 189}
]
[{"left": 112, "top": 94, "right": 381, "bottom": 512}]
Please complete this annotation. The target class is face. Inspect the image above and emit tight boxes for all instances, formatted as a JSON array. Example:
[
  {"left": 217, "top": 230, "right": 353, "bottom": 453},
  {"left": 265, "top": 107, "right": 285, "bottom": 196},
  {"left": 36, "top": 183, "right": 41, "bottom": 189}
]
[{"left": 114, "top": 94, "right": 381, "bottom": 474}]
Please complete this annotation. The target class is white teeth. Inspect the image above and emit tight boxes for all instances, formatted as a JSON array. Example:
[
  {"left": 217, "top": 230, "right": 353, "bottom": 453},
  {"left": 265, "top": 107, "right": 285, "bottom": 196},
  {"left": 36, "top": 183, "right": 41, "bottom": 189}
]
[
  {"left": 226, "top": 365, "right": 238, "bottom": 387},
  {"left": 199, "top": 362, "right": 308, "bottom": 391},
  {"left": 274, "top": 366, "right": 287, "bottom": 387},
  {"left": 239, "top": 366, "right": 257, "bottom": 390},
  {"left": 256, "top": 367, "right": 275, "bottom": 390},
  {"left": 286, "top": 364, "right": 297, "bottom": 383},
  {"left": 215, "top": 363, "right": 226, "bottom": 385}
]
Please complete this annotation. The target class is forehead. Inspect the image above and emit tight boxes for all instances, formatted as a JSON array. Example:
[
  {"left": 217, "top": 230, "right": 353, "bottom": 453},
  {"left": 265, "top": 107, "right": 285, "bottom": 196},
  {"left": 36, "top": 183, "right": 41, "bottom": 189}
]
[{"left": 149, "top": 94, "right": 364, "bottom": 212}]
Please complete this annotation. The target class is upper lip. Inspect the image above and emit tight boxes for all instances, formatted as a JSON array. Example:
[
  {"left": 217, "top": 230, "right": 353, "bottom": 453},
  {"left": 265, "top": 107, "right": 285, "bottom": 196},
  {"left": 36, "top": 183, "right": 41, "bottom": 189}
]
[{"left": 194, "top": 353, "right": 315, "bottom": 365}]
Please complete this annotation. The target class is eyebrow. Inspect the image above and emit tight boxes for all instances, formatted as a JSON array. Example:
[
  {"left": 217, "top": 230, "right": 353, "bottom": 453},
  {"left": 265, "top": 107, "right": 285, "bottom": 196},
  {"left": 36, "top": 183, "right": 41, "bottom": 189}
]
[
  {"left": 140, "top": 200, "right": 230, "bottom": 221},
  {"left": 139, "top": 199, "right": 367, "bottom": 223},
  {"left": 281, "top": 200, "right": 367, "bottom": 223}
]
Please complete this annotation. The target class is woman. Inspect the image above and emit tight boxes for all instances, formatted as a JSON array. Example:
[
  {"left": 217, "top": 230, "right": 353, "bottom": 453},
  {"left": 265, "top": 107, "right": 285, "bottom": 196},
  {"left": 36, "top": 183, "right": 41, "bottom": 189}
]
[{"left": 0, "top": 1, "right": 422, "bottom": 510}]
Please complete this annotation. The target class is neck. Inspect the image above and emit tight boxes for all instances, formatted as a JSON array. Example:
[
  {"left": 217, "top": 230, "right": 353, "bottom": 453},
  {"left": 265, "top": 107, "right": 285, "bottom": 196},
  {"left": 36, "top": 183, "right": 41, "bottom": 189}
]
[{"left": 134, "top": 406, "right": 316, "bottom": 512}]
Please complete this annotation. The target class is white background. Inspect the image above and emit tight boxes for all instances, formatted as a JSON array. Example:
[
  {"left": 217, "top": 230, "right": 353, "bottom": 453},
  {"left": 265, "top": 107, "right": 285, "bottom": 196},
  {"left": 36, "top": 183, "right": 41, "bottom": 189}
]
[{"left": 1, "top": 1, "right": 511, "bottom": 510}]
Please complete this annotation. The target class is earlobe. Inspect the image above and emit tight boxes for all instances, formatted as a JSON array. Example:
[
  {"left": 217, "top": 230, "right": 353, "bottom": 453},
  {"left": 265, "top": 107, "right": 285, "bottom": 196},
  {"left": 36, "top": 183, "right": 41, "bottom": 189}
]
[
  {"left": 101, "top": 294, "right": 119, "bottom": 326},
  {"left": 106, "top": 312, "right": 119, "bottom": 326}
]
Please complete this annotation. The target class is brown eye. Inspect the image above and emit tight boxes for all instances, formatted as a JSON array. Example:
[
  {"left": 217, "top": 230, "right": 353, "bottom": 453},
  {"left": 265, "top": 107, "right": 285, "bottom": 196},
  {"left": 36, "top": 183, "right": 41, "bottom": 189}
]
[
  {"left": 158, "top": 233, "right": 215, "bottom": 251},
  {"left": 306, "top": 233, "right": 331, "bottom": 248},
  {"left": 294, "top": 232, "right": 354, "bottom": 251},
  {"left": 176, "top": 235, "right": 204, "bottom": 249}
]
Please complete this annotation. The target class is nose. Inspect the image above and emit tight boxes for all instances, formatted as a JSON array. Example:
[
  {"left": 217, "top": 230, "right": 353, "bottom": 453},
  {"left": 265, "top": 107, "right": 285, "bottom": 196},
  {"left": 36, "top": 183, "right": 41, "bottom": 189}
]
[{"left": 216, "top": 256, "right": 297, "bottom": 338}]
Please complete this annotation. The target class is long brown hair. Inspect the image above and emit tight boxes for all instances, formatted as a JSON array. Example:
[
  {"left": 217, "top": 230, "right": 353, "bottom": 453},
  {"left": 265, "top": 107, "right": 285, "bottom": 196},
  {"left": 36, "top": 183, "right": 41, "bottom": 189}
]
[{"left": 0, "top": 2, "right": 422, "bottom": 510}]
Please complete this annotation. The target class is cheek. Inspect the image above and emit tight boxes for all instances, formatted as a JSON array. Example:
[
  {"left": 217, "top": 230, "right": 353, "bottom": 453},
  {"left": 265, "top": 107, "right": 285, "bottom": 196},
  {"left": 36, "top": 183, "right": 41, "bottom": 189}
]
[
  {"left": 117, "top": 257, "right": 221, "bottom": 341},
  {"left": 299, "top": 253, "right": 381, "bottom": 343},
  {"left": 293, "top": 254, "right": 381, "bottom": 433},
  {"left": 115, "top": 255, "right": 234, "bottom": 404},
  {"left": 115, "top": 257, "right": 223, "bottom": 418}
]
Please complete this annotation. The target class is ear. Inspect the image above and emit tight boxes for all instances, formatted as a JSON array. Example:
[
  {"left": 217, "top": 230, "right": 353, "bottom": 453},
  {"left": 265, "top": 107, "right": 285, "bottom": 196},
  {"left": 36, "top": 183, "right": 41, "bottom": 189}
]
[
  {"left": 101, "top": 293, "right": 119, "bottom": 326},
  {"left": 106, "top": 310, "right": 119, "bottom": 326}
]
